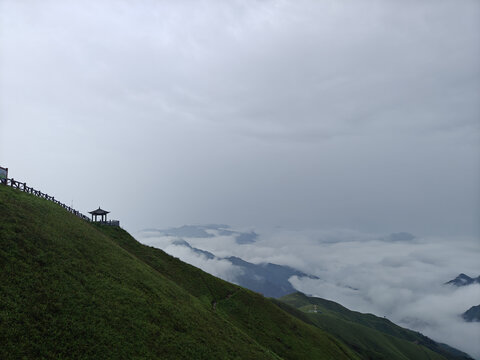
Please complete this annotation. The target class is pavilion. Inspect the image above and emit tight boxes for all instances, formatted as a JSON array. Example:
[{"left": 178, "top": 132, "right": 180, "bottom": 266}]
[{"left": 89, "top": 207, "right": 110, "bottom": 222}]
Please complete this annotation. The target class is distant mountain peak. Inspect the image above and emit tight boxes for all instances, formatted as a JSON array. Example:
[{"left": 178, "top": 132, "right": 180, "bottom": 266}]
[
  {"left": 445, "top": 273, "right": 480, "bottom": 287},
  {"left": 462, "top": 305, "right": 480, "bottom": 322}
]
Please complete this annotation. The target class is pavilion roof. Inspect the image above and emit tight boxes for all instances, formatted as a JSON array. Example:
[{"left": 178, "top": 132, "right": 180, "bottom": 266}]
[{"left": 89, "top": 207, "right": 110, "bottom": 215}]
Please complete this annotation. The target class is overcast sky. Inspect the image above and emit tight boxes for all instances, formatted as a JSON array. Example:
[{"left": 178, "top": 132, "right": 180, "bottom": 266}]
[{"left": 1, "top": 0, "right": 479, "bottom": 236}]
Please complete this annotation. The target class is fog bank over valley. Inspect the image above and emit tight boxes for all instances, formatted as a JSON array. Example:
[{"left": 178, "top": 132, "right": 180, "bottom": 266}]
[{"left": 139, "top": 226, "right": 480, "bottom": 358}]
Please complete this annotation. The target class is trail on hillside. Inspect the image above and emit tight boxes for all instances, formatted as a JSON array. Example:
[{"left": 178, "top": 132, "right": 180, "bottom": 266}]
[{"left": 197, "top": 272, "right": 241, "bottom": 311}]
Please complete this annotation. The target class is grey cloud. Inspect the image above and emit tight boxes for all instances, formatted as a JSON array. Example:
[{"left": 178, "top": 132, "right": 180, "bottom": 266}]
[
  {"left": 1, "top": 1, "right": 479, "bottom": 236},
  {"left": 385, "top": 232, "right": 416, "bottom": 242}
]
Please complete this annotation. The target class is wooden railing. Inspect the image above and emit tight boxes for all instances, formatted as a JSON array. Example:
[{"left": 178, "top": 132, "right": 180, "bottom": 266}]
[{"left": 0, "top": 177, "right": 91, "bottom": 222}]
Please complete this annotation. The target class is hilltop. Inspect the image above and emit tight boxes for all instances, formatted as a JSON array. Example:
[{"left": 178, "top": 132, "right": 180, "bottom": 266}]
[{"left": 0, "top": 184, "right": 472, "bottom": 359}]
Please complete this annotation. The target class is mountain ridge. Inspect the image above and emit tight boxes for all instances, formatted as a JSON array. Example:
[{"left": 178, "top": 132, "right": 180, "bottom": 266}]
[
  {"left": 0, "top": 184, "right": 472, "bottom": 359},
  {"left": 280, "top": 292, "right": 473, "bottom": 360},
  {"left": 0, "top": 184, "right": 359, "bottom": 359},
  {"left": 168, "top": 238, "right": 317, "bottom": 298}
]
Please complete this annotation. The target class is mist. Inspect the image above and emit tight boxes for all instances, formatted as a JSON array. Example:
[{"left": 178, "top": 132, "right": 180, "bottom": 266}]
[{"left": 139, "top": 227, "right": 480, "bottom": 358}]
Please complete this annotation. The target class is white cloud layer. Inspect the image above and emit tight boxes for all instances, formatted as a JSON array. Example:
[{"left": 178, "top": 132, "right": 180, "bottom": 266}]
[
  {"left": 139, "top": 228, "right": 480, "bottom": 358},
  {"left": 163, "top": 243, "right": 243, "bottom": 283}
]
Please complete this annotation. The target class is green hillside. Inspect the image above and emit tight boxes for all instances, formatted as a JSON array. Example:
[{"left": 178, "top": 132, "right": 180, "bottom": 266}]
[
  {"left": 279, "top": 292, "right": 472, "bottom": 360},
  {"left": 0, "top": 184, "right": 471, "bottom": 359},
  {"left": 0, "top": 184, "right": 357, "bottom": 359}
]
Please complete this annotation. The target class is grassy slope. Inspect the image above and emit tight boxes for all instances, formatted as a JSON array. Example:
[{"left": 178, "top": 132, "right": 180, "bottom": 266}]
[
  {"left": 98, "top": 225, "right": 358, "bottom": 360},
  {"left": 0, "top": 185, "right": 357, "bottom": 360},
  {"left": 279, "top": 292, "right": 472, "bottom": 360}
]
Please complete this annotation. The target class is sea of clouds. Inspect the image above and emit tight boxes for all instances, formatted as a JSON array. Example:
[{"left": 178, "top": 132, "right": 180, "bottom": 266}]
[{"left": 138, "top": 227, "right": 480, "bottom": 358}]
